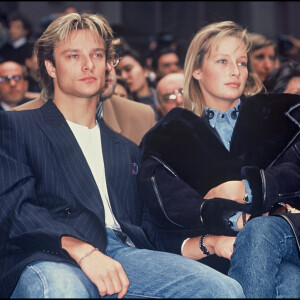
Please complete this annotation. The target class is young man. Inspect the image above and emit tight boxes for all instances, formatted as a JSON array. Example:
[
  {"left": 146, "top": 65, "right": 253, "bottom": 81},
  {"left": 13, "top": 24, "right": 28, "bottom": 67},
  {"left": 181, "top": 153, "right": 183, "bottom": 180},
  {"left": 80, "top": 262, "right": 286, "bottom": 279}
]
[{"left": 0, "top": 13, "right": 244, "bottom": 298}]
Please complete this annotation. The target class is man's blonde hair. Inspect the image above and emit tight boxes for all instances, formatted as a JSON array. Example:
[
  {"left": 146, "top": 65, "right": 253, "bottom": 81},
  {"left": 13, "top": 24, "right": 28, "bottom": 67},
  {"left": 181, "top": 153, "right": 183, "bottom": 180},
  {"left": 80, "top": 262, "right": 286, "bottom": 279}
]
[
  {"left": 183, "top": 21, "right": 263, "bottom": 117},
  {"left": 35, "top": 13, "right": 114, "bottom": 102}
]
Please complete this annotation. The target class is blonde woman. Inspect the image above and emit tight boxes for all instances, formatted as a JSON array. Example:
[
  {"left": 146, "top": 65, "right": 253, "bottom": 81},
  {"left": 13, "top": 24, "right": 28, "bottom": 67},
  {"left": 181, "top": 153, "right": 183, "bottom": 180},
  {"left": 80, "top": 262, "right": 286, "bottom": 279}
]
[{"left": 139, "top": 20, "right": 300, "bottom": 296}]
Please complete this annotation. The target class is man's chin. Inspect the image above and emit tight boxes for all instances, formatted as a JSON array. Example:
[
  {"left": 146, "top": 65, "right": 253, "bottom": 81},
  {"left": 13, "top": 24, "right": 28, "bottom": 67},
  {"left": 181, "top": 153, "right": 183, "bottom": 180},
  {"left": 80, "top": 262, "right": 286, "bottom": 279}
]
[{"left": 101, "top": 88, "right": 114, "bottom": 101}]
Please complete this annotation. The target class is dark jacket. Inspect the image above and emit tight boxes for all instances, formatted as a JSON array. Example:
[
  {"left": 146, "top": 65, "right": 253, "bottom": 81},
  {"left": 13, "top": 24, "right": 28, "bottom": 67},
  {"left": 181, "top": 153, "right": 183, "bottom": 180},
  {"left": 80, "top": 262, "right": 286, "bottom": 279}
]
[
  {"left": 0, "top": 101, "right": 168, "bottom": 298},
  {"left": 139, "top": 93, "right": 300, "bottom": 254}
]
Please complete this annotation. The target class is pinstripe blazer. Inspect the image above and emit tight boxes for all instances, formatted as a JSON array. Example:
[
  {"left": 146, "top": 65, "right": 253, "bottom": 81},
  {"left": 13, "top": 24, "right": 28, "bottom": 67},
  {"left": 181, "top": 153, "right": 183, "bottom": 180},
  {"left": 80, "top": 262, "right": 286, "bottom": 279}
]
[
  {"left": 0, "top": 100, "right": 156, "bottom": 297},
  {"left": 12, "top": 95, "right": 156, "bottom": 146}
]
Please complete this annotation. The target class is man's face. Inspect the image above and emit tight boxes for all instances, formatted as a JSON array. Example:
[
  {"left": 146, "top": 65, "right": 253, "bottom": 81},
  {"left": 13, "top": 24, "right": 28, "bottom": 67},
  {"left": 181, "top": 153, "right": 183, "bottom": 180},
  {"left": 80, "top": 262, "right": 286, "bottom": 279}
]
[
  {"left": 0, "top": 61, "right": 28, "bottom": 106},
  {"left": 156, "top": 53, "right": 180, "bottom": 78},
  {"left": 9, "top": 20, "right": 28, "bottom": 41},
  {"left": 46, "top": 29, "right": 108, "bottom": 101},
  {"left": 157, "top": 73, "right": 184, "bottom": 116},
  {"left": 101, "top": 67, "right": 117, "bottom": 100}
]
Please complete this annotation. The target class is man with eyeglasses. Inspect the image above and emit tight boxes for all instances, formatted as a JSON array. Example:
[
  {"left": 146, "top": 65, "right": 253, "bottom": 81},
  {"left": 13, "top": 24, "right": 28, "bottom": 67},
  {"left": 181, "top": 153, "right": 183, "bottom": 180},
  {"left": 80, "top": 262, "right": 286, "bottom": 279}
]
[
  {"left": 0, "top": 60, "right": 32, "bottom": 111},
  {"left": 156, "top": 72, "right": 184, "bottom": 118}
]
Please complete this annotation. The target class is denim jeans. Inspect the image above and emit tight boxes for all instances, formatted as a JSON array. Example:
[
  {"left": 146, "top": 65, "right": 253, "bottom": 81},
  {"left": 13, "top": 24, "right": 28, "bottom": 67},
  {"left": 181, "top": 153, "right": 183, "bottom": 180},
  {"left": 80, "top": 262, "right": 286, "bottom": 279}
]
[
  {"left": 229, "top": 216, "right": 300, "bottom": 298},
  {"left": 11, "top": 228, "right": 244, "bottom": 298}
]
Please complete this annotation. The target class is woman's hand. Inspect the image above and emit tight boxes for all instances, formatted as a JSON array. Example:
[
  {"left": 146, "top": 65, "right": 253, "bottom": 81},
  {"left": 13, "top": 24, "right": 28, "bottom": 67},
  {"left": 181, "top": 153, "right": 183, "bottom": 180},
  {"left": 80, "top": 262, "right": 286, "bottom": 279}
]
[
  {"left": 204, "top": 180, "right": 246, "bottom": 204},
  {"left": 210, "top": 235, "right": 236, "bottom": 260},
  {"left": 182, "top": 235, "right": 236, "bottom": 260}
]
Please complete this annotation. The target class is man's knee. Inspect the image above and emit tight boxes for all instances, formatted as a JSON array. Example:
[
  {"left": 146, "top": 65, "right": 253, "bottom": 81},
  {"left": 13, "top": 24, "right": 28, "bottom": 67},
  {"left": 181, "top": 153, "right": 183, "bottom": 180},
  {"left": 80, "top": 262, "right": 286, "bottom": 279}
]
[{"left": 11, "top": 261, "right": 98, "bottom": 298}]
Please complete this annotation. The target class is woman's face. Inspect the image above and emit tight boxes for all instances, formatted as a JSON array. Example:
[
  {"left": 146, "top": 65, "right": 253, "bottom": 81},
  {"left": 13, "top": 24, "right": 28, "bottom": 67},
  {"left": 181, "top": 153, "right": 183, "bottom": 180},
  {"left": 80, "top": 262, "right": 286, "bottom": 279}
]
[
  {"left": 116, "top": 55, "right": 147, "bottom": 94},
  {"left": 284, "top": 76, "right": 300, "bottom": 95},
  {"left": 193, "top": 36, "right": 248, "bottom": 110},
  {"left": 251, "top": 45, "right": 276, "bottom": 82},
  {"left": 114, "top": 83, "right": 128, "bottom": 98}
]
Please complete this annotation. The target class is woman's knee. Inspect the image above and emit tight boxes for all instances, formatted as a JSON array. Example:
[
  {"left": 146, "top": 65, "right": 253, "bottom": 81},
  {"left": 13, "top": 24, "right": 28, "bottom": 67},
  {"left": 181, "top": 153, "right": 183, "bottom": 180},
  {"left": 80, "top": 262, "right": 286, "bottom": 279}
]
[{"left": 237, "top": 216, "right": 288, "bottom": 244}]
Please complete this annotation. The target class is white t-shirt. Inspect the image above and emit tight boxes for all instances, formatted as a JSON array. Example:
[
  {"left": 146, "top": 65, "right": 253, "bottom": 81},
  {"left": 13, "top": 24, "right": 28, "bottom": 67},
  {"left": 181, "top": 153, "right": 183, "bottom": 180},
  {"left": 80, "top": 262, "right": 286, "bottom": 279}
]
[{"left": 67, "top": 120, "right": 121, "bottom": 231}]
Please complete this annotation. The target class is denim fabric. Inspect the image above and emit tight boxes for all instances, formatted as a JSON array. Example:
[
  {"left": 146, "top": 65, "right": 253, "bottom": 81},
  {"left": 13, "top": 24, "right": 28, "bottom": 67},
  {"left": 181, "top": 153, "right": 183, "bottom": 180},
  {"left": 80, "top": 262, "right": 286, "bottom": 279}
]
[
  {"left": 11, "top": 228, "right": 244, "bottom": 298},
  {"left": 229, "top": 216, "right": 300, "bottom": 298}
]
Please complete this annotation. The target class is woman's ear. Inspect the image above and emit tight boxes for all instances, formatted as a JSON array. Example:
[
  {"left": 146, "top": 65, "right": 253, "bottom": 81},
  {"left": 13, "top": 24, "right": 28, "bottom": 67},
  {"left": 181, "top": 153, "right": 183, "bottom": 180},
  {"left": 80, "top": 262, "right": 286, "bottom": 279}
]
[
  {"left": 192, "top": 69, "right": 202, "bottom": 80},
  {"left": 45, "top": 60, "right": 56, "bottom": 78}
]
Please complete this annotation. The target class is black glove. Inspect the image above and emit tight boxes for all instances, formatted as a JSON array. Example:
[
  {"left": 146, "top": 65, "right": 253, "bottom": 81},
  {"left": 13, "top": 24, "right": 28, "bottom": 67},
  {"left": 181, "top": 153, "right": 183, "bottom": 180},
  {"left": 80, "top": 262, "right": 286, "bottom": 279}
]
[{"left": 200, "top": 198, "right": 252, "bottom": 236}]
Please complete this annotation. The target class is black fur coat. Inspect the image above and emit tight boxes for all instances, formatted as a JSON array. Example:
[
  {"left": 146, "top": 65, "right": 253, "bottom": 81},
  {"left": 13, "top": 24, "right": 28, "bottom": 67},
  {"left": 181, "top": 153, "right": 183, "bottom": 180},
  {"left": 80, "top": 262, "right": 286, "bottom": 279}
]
[{"left": 139, "top": 93, "right": 300, "bottom": 251}]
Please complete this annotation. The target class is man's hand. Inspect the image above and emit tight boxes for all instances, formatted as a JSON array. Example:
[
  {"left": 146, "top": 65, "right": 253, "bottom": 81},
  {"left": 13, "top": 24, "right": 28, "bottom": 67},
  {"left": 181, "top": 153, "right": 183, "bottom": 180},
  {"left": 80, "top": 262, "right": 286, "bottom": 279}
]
[
  {"left": 61, "top": 236, "right": 129, "bottom": 298},
  {"left": 80, "top": 250, "right": 129, "bottom": 298},
  {"left": 204, "top": 180, "right": 246, "bottom": 204}
]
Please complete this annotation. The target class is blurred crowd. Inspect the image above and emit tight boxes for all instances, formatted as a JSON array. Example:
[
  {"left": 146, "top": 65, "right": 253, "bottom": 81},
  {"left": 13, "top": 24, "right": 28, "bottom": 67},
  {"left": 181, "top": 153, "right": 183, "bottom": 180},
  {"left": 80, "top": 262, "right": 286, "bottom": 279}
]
[{"left": 0, "top": 6, "right": 300, "bottom": 117}]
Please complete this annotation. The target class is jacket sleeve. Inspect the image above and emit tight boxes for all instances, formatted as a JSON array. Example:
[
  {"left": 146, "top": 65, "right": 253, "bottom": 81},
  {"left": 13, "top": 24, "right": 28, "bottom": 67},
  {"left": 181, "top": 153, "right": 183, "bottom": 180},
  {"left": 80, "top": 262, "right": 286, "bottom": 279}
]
[
  {"left": 139, "top": 157, "right": 246, "bottom": 238},
  {"left": 139, "top": 157, "right": 205, "bottom": 230},
  {"left": 0, "top": 112, "right": 89, "bottom": 256},
  {"left": 242, "top": 140, "right": 300, "bottom": 216}
]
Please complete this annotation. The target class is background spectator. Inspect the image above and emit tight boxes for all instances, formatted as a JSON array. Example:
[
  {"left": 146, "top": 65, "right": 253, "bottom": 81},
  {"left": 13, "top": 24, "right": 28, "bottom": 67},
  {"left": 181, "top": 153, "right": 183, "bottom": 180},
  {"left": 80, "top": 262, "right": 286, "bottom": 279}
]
[
  {"left": 277, "top": 34, "right": 300, "bottom": 64},
  {"left": 116, "top": 48, "right": 160, "bottom": 120},
  {"left": 114, "top": 75, "right": 133, "bottom": 99},
  {"left": 264, "top": 61, "right": 300, "bottom": 95},
  {"left": 0, "top": 60, "right": 32, "bottom": 110},
  {"left": 151, "top": 47, "right": 181, "bottom": 84},
  {"left": 24, "top": 42, "right": 41, "bottom": 98},
  {"left": 0, "top": 12, "right": 8, "bottom": 49},
  {"left": 248, "top": 32, "right": 278, "bottom": 83},
  {"left": 156, "top": 72, "right": 184, "bottom": 119},
  {"left": 0, "top": 12, "right": 33, "bottom": 65}
]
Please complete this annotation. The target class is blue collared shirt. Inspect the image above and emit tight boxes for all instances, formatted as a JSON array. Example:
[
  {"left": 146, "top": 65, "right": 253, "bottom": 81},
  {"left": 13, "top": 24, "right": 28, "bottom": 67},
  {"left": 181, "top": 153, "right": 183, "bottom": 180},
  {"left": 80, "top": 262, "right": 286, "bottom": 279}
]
[{"left": 205, "top": 99, "right": 252, "bottom": 231}]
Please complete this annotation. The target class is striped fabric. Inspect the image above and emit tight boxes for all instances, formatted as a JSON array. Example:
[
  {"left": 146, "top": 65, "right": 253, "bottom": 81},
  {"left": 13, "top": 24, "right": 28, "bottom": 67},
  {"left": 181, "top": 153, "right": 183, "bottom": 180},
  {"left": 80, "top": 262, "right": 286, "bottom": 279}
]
[{"left": 0, "top": 100, "right": 153, "bottom": 298}]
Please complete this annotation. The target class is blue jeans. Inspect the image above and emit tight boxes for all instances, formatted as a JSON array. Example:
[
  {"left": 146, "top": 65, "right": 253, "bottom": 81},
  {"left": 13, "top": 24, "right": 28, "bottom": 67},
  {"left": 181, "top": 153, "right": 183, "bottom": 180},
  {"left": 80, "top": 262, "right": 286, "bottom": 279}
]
[
  {"left": 229, "top": 216, "right": 300, "bottom": 298},
  {"left": 11, "top": 228, "right": 244, "bottom": 298}
]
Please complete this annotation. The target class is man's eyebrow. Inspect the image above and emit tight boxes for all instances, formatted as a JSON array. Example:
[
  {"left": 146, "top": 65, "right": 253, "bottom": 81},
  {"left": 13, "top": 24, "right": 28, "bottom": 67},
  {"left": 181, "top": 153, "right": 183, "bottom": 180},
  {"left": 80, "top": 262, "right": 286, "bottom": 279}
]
[
  {"left": 61, "top": 48, "right": 106, "bottom": 54},
  {"left": 93, "top": 48, "right": 106, "bottom": 52},
  {"left": 61, "top": 49, "right": 80, "bottom": 54}
]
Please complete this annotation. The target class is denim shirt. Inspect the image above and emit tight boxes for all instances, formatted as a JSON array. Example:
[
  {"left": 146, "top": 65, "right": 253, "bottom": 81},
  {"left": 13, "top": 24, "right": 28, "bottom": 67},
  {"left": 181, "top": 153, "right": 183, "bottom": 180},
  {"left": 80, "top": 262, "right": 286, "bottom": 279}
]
[{"left": 205, "top": 99, "right": 252, "bottom": 231}]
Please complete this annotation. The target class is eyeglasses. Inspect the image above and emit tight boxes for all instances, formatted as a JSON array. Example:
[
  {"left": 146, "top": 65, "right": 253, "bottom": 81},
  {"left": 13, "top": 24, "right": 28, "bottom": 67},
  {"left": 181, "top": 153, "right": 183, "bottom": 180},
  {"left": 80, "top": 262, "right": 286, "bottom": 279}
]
[
  {"left": 0, "top": 74, "right": 24, "bottom": 84},
  {"left": 108, "top": 54, "right": 122, "bottom": 68},
  {"left": 162, "top": 88, "right": 183, "bottom": 102}
]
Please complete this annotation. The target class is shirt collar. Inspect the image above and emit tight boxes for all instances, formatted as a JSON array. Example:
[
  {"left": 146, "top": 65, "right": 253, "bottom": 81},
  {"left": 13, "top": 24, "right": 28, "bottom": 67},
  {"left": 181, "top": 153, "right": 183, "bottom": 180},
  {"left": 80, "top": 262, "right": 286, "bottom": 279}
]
[{"left": 205, "top": 99, "right": 241, "bottom": 128}]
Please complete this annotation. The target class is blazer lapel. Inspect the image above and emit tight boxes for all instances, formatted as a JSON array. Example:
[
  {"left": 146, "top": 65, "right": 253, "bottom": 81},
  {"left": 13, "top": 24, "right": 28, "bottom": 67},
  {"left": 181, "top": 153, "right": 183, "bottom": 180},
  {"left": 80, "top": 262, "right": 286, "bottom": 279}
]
[
  {"left": 37, "top": 101, "right": 105, "bottom": 221},
  {"left": 99, "top": 118, "right": 131, "bottom": 222}
]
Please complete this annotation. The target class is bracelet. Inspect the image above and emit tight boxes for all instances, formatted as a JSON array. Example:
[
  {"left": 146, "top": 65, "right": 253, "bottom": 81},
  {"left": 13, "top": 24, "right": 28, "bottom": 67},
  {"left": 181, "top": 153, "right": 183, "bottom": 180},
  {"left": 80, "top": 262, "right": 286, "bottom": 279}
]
[
  {"left": 77, "top": 248, "right": 98, "bottom": 267},
  {"left": 243, "top": 193, "right": 249, "bottom": 203},
  {"left": 199, "top": 234, "right": 212, "bottom": 256}
]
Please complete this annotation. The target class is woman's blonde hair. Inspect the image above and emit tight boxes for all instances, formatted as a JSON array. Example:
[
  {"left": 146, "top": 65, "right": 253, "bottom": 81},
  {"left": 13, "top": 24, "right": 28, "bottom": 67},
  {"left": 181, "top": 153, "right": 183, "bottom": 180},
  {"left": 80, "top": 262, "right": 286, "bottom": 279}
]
[
  {"left": 35, "top": 13, "right": 114, "bottom": 102},
  {"left": 183, "top": 21, "right": 263, "bottom": 117}
]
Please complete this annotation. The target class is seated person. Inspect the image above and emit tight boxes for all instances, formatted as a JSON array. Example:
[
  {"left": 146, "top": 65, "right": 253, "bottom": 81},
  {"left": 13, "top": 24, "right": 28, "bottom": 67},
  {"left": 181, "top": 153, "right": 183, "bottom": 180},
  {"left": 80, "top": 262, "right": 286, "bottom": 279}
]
[
  {"left": 138, "top": 20, "right": 300, "bottom": 293},
  {"left": 0, "top": 12, "right": 244, "bottom": 298},
  {"left": 116, "top": 48, "right": 160, "bottom": 120},
  {"left": 0, "top": 60, "right": 32, "bottom": 110},
  {"left": 114, "top": 75, "right": 133, "bottom": 99},
  {"left": 248, "top": 32, "right": 278, "bottom": 83},
  {"left": 156, "top": 72, "right": 184, "bottom": 119},
  {"left": 151, "top": 47, "right": 181, "bottom": 83},
  {"left": 264, "top": 61, "right": 300, "bottom": 95}
]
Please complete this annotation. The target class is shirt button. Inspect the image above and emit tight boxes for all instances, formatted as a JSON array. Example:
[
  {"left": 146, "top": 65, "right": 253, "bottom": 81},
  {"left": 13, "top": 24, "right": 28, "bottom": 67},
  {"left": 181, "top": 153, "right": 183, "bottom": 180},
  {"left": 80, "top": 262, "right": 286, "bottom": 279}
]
[
  {"left": 208, "top": 110, "right": 214, "bottom": 119},
  {"left": 65, "top": 208, "right": 71, "bottom": 215},
  {"left": 231, "top": 111, "right": 237, "bottom": 119}
]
